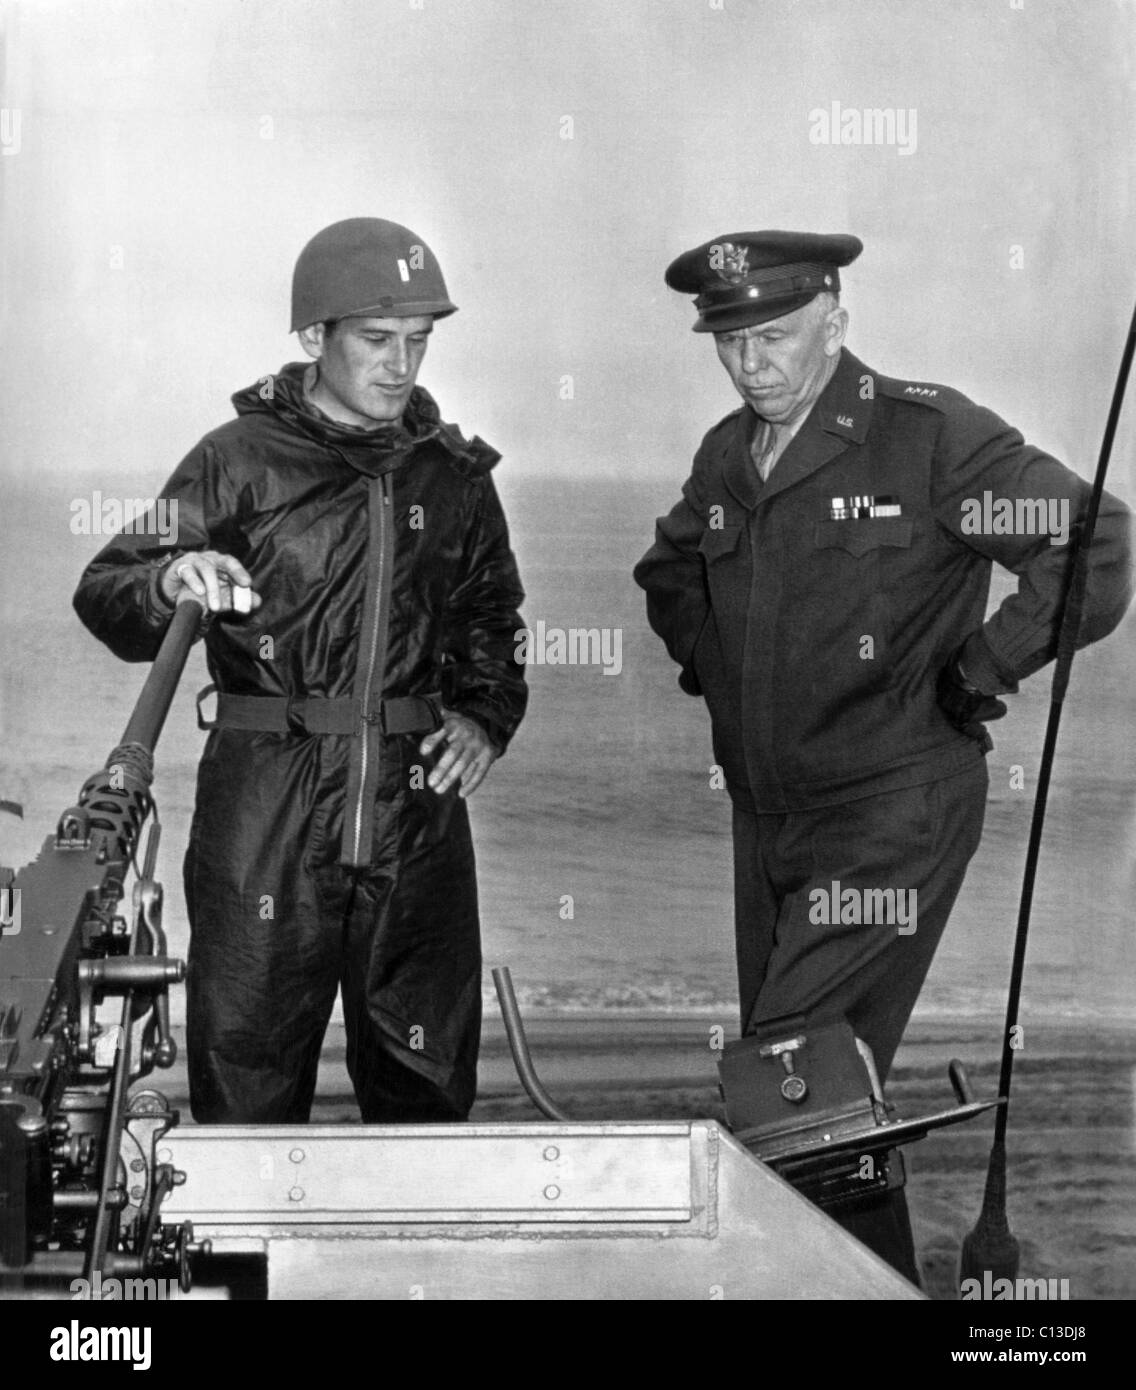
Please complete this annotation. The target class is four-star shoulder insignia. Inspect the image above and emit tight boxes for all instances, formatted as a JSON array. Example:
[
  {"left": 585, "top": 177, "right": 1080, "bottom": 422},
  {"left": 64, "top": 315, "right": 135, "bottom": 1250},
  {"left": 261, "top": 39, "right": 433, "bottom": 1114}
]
[{"left": 873, "top": 373, "right": 971, "bottom": 413}]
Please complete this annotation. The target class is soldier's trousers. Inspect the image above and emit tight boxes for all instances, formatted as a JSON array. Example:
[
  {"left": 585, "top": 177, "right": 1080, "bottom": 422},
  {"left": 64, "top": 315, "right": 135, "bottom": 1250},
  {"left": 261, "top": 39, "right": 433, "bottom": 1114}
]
[
  {"left": 731, "top": 759, "right": 990, "bottom": 1281},
  {"left": 183, "top": 800, "right": 482, "bottom": 1125}
]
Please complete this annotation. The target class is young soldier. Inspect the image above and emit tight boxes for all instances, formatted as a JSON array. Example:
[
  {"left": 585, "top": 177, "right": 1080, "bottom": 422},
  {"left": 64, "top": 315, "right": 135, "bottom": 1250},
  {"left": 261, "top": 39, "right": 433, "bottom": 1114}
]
[{"left": 75, "top": 218, "right": 528, "bottom": 1124}]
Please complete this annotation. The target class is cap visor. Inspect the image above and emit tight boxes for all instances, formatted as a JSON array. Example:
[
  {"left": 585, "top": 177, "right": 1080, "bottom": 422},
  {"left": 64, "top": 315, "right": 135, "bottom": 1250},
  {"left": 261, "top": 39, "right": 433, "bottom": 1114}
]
[{"left": 693, "top": 292, "right": 817, "bottom": 333}]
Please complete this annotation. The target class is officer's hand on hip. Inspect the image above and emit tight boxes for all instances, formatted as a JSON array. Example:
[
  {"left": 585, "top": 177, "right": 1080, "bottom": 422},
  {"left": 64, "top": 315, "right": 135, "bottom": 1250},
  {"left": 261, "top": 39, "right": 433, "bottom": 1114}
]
[
  {"left": 936, "top": 650, "right": 1008, "bottom": 741},
  {"left": 420, "top": 711, "right": 498, "bottom": 798},
  {"left": 161, "top": 551, "right": 262, "bottom": 614}
]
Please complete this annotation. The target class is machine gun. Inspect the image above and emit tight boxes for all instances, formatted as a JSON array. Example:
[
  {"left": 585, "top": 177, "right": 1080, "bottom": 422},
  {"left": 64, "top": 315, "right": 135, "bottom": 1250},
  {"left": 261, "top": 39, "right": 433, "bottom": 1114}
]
[{"left": 0, "top": 596, "right": 202, "bottom": 1296}]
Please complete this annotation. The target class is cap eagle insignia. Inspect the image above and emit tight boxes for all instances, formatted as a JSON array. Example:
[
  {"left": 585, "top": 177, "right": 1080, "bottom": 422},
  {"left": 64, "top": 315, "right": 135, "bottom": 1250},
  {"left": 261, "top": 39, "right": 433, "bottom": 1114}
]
[{"left": 709, "top": 241, "right": 750, "bottom": 285}]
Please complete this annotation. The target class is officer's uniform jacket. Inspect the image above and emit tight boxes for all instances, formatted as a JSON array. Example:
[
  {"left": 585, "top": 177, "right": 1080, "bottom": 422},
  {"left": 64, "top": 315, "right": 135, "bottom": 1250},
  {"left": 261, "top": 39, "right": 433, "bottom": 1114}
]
[{"left": 634, "top": 348, "right": 1132, "bottom": 813}]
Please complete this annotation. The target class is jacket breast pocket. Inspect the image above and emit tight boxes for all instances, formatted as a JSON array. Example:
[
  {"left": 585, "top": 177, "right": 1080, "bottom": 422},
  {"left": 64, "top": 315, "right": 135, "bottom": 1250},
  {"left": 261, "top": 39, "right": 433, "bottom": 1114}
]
[
  {"left": 813, "top": 517, "right": 913, "bottom": 558},
  {"left": 699, "top": 525, "right": 743, "bottom": 563}
]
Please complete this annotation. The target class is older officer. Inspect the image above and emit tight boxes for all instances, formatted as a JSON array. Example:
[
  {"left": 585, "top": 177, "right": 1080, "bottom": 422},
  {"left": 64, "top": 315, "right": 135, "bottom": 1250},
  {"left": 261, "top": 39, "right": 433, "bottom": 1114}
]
[
  {"left": 75, "top": 218, "right": 527, "bottom": 1125},
  {"left": 634, "top": 230, "right": 1131, "bottom": 1278}
]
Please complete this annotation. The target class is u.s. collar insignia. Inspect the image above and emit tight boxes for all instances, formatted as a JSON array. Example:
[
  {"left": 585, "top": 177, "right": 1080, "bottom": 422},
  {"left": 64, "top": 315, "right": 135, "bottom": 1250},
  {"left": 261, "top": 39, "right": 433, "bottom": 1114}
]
[{"left": 710, "top": 241, "right": 750, "bottom": 284}]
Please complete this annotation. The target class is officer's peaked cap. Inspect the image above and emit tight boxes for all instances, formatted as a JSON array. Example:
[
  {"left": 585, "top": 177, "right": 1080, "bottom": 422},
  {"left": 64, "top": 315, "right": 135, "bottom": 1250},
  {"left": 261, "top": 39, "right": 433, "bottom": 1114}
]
[
  {"left": 665, "top": 230, "right": 862, "bottom": 332},
  {"left": 290, "top": 217, "right": 458, "bottom": 333}
]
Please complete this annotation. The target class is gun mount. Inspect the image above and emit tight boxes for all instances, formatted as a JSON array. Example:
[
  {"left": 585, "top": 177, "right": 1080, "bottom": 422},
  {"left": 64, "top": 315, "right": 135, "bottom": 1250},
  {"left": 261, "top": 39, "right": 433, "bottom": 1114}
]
[{"left": 1, "top": 596, "right": 204, "bottom": 1295}]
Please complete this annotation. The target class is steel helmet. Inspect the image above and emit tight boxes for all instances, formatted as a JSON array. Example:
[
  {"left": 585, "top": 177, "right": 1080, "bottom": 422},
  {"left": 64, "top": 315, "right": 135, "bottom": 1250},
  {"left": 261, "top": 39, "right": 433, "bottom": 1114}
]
[{"left": 290, "top": 217, "right": 458, "bottom": 332}]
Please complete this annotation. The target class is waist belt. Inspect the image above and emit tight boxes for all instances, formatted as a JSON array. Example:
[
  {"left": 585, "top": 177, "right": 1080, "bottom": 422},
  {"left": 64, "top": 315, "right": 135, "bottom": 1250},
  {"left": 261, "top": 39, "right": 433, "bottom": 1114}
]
[{"left": 196, "top": 685, "right": 444, "bottom": 737}]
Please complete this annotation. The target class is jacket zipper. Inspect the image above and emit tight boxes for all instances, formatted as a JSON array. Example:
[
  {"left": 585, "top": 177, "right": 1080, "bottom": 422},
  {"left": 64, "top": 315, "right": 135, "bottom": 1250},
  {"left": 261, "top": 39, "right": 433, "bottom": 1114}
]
[{"left": 345, "top": 472, "right": 392, "bottom": 867}]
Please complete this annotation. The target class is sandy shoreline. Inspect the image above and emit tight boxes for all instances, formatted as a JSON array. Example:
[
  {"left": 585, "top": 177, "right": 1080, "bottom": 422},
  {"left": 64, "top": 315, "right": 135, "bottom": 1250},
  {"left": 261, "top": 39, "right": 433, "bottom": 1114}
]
[{"left": 153, "top": 1013, "right": 1135, "bottom": 1301}]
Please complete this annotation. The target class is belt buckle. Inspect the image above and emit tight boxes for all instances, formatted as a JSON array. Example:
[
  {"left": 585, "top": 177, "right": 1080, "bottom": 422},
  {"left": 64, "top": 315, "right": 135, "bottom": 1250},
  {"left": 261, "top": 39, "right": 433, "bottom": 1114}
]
[
  {"left": 284, "top": 697, "right": 308, "bottom": 736},
  {"left": 195, "top": 684, "right": 218, "bottom": 731},
  {"left": 422, "top": 694, "right": 444, "bottom": 733}
]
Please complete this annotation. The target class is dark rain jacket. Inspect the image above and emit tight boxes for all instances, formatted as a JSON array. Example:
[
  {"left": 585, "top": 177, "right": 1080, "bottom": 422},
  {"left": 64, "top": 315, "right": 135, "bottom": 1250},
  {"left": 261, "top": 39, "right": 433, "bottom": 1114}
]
[
  {"left": 72, "top": 364, "right": 527, "bottom": 1105},
  {"left": 634, "top": 348, "right": 1132, "bottom": 813}
]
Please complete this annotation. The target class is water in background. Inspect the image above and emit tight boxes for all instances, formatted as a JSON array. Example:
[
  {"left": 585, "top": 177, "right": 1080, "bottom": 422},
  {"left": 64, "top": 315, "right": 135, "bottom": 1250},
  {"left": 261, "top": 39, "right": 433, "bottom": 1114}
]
[{"left": 3, "top": 471, "right": 1134, "bottom": 1024}]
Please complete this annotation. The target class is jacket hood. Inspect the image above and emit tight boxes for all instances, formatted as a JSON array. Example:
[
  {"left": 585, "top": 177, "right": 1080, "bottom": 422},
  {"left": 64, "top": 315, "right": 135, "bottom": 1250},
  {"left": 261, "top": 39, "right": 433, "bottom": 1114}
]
[{"left": 231, "top": 362, "right": 499, "bottom": 474}]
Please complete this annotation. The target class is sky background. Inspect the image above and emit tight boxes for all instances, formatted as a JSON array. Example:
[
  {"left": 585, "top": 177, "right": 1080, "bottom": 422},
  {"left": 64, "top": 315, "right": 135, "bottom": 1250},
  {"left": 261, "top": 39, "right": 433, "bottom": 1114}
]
[{"left": 0, "top": 0, "right": 1133, "bottom": 493}]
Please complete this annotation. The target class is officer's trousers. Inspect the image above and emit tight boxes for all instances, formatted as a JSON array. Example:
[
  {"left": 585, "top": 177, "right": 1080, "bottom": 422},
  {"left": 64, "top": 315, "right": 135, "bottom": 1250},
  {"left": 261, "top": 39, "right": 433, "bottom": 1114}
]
[{"left": 731, "top": 758, "right": 989, "bottom": 1281}]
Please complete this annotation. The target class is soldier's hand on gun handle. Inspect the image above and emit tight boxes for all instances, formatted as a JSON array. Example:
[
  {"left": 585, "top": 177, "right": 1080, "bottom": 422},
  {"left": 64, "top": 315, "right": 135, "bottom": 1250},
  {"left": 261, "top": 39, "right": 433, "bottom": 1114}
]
[
  {"left": 420, "top": 712, "right": 498, "bottom": 799},
  {"left": 161, "top": 551, "right": 261, "bottom": 614}
]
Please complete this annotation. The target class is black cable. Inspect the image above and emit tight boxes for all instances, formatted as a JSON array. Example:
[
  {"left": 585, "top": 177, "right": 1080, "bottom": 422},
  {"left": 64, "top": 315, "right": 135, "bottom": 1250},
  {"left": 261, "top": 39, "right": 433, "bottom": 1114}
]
[{"left": 994, "top": 300, "right": 1136, "bottom": 1142}]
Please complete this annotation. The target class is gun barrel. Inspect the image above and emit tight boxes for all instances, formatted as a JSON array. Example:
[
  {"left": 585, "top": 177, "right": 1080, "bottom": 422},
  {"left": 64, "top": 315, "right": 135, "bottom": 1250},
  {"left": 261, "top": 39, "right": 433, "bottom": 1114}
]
[{"left": 119, "top": 594, "right": 205, "bottom": 756}]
